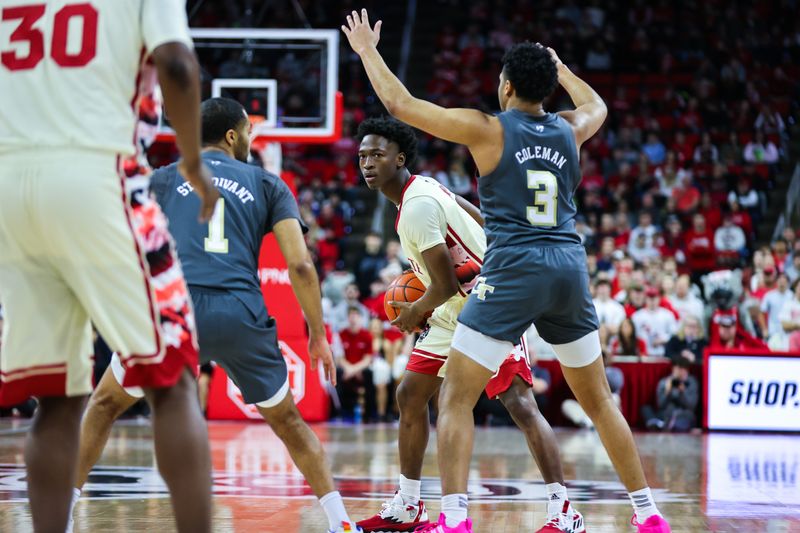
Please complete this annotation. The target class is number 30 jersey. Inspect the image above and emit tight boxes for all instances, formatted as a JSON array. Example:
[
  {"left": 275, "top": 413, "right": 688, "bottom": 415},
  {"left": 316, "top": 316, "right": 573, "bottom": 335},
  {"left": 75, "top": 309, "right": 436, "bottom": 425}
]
[
  {"left": 478, "top": 109, "right": 582, "bottom": 252},
  {"left": 0, "top": 0, "right": 192, "bottom": 156}
]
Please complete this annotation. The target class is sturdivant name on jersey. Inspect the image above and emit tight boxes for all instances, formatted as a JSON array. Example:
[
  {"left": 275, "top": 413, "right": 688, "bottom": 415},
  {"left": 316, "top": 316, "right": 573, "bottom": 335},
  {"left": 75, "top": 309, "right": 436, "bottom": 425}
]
[
  {"left": 177, "top": 177, "right": 255, "bottom": 204},
  {"left": 515, "top": 145, "right": 568, "bottom": 169}
]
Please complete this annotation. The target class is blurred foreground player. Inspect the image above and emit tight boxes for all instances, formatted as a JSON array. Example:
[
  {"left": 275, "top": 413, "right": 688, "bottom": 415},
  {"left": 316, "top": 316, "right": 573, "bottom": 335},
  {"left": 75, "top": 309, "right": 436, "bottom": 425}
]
[
  {"left": 343, "top": 10, "right": 671, "bottom": 533},
  {"left": 71, "top": 98, "right": 362, "bottom": 533},
  {"left": 355, "top": 117, "right": 584, "bottom": 533},
  {"left": 0, "top": 1, "right": 216, "bottom": 531}
]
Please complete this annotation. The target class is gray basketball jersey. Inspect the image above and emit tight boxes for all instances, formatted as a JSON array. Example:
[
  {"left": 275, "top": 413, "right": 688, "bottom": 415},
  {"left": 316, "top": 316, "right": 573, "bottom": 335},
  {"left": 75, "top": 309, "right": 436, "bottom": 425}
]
[
  {"left": 150, "top": 151, "right": 303, "bottom": 293},
  {"left": 479, "top": 109, "right": 582, "bottom": 251}
]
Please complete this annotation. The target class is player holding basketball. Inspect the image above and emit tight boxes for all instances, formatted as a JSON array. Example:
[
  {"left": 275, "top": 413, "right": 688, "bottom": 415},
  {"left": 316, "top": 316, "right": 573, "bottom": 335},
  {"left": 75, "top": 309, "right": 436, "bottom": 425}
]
[
  {"left": 0, "top": 1, "right": 216, "bottom": 531},
  {"left": 355, "top": 117, "right": 584, "bottom": 533},
  {"left": 69, "top": 98, "right": 361, "bottom": 533},
  {"left": 342, "top": 10, "right": 671, "bottom": 533}
]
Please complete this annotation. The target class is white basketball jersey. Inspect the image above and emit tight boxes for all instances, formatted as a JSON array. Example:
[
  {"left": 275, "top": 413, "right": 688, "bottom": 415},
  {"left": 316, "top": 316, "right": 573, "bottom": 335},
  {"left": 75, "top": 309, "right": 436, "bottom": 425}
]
[
  {"left": 0, "top": 0, "right": 192, "bottom": 156},
  {"left": 396, "top": 175, "right": 486, "bottom": 326}
]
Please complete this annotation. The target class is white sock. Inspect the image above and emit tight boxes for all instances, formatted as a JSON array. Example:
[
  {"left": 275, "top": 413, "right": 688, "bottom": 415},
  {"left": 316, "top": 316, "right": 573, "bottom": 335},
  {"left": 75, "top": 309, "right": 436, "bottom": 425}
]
[
  {"left": 66, "top": 488, "right": 81, "bottom": 533},
  {"left": 545, "top": 482, "right": 568, "bottom": 517},
  {"left": 399, "top": 474, "right": 421, "bottom": 505},
  {"left": 319, "top": 491, "right": 351, "bottom": 531},
  {"left": 629, "top": 487, "right": 661, "bottom": 521},
  {"left": 441, "top": 493, "right": 468, "bottom": 527}
]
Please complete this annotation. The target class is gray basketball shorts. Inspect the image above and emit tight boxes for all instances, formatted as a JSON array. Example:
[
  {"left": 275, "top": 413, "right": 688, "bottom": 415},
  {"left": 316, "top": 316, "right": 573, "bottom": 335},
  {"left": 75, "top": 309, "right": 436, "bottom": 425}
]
[
  {"left": 191, "top": 286, "right": 288, "bottom": 405},
  {"left": 458, "top": 243, "right": 600, "bottom": 346}
]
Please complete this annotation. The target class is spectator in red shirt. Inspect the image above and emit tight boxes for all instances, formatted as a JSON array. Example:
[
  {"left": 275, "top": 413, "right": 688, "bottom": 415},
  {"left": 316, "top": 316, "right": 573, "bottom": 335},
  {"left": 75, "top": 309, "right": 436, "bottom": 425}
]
[
  {"left": 335, "top": 307, "right": 377, "bottom": 421},
  {"left": 708, "top": 315, "right": 751, "bottom": 350},
  {"left": 659, "top": 215, "right": 688, "bottom": 270},
  {"left": 672, "top": 174, "right": 701, "bottom": 216},
  {"left": 684, "top": 213, "right": 716, "bottom": 281}
]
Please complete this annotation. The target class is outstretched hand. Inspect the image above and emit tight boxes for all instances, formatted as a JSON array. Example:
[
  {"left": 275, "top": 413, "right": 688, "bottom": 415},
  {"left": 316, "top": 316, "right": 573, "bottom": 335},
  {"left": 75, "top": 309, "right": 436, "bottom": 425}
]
[{"left": 341, "top": 8, "right": 382, "bottom": 55}]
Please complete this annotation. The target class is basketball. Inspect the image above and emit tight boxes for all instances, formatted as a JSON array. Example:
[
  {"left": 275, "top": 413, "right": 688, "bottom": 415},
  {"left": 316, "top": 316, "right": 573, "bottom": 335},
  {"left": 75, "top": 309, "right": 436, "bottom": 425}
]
[{"left": 384, "top": 270, "right": 426, "bottom": 322}]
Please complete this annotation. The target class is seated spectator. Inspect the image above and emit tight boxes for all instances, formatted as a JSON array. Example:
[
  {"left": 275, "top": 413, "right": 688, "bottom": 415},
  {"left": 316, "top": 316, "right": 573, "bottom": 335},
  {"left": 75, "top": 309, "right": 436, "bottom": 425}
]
[
  {"left": 728, "top": 199, "right": 754, "bottom": 242},
  {"left": 714, "top": 214, "right": 748, "bottom": 267},
  {"left": 355, "top": 232, "right": 388, "bottom": 295},
  {"left": 593, "top": 279, "right": 627, "bottom": 336},
  {"left": 330, "top": 283, "right": 371, "bottom": 332},
  {"left": 608, "top": 317, "right": 647, "bottom": 356},
  {"left": 562, "top": 353, "right": 623, "bottom": 428},
  {"left": 672, "top": 174, "right": 701, "bottom": 216},
  {"left": 759, "top": 273, "right": 792, "bottom": 348},
  {"left": 632, "top": 287, "right": 679, "bottom": 356},
  {"left": 665, "top": 315, "right": 707, "bottom": 364},
  {"left": 778, "top": 280, "right": 800, "bottom": 352},
  {"left": 641, "top": 357, "right": 699, "bottom": 432},
  {"left": 754, "top": 103, "right": 785, "bottom": 136},
  {"left": 693, "top": 132, "right": 719, "bottom": 164},
  {"left": 629, "top": 212, "right": 659, "bottom": 248},
  {"left": 335, "top": 307, "right": 377, "bottom": 421},
  {"left": 668, "top": 275, "right": 705, "bottom": 324},
  {"left": 743, "top": 130, "right": 779, "bottom": 165},
  {"left": 659, "top": 215, "right": 687, "bottom": 268},
  {"left": 654, "top": 155, "right": 689, "bottom": 199},
  {"left": 628, "top": 230, "right": 661, "bottom": 265},
  {"left": 708, "top": 313, "right": 768, "bottom": 350},
  {"left": 642, "top": 133, "right": 667, "bottom": 165},
  {"left": 719, "top": 131, "right": 743, "bottom": 164},
  {"left": 622, "top": 282, "right": 646, "bottom": 316},
  {"left": 727, "top": 177, "right": 760, "bottom": 221},
  {"left": 684, "top": 213, "right": 716, "bottom": 281}
]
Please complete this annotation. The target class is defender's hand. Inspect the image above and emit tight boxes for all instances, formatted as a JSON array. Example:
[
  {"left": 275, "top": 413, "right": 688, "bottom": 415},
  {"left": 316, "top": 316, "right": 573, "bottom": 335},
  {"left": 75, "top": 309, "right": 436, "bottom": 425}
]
[
  {"left": 341, "top": 8, "right": 382, "bottom": 55},
  {"left": 389, "top": 301, "right": 426, "bottom": 333},
  {"left": 179, "top": 160, "right": 218, "bottom": 222},
  {"left": 545, "top": 45, "right": 564, "bottom": 68},
  {"left": 309, "top": 334, "right": 337, "bottom": 386}
]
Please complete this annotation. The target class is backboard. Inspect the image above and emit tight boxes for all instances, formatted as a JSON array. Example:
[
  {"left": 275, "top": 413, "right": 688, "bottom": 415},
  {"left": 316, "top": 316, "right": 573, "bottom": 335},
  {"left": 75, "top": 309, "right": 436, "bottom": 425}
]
[{"left": 157, "top": 28, "right": 342, "bottom": 145}]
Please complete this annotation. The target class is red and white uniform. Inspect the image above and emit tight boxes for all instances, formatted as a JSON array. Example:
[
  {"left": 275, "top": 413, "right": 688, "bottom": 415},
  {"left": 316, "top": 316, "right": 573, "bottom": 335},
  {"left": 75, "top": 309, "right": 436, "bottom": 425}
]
[
  {"left": 0, "top": 0, "right": 197, "bottom": 405},
  {"left": 395, "top": 175, "right": 532, "bottom": 395}
]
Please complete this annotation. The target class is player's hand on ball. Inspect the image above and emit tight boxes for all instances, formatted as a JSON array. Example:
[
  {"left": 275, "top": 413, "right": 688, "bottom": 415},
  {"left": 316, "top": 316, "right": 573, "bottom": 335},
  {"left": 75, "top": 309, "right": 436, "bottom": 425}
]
[
  {"left": 309, "top": 334, "right": 337, "bottom": 386},
  {"left": 389, "top": 301, "right": 426, "bottom": 333},
  {"left": 341, "top": 8, "right": 382, "bottom": 55},
  {"left": 179, "top": 160, "right": 219, "bottom": 222}
]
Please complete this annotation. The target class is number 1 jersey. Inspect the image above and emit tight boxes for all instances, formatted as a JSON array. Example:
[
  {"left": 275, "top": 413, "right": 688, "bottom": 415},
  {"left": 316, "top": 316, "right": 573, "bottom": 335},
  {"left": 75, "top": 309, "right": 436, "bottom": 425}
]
[
  {"left": 0, "top": 0, "right": 191, "bottom": 156},
  {"left": 150, "top": 151, "right": 304, "bottom": 294}
]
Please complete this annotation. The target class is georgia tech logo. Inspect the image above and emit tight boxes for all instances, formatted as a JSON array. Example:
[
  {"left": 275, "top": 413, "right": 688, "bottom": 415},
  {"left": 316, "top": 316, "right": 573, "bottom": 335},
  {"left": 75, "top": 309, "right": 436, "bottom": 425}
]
[{"left": 474, "top": 276, "right": 495, "bottom": 301}]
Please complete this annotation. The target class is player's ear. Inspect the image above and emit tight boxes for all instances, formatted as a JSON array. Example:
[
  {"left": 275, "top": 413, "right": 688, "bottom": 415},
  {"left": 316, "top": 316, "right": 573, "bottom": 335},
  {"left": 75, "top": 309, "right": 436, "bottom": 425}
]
[
  {"left": 504, "top": 79, "right": 513, "bottom": 98},
  {"left": 225, "top": 128, "right": 237, "bottom": 147},
  {"left": 397, "top": 152, "right": 406, "bottom": 168}
]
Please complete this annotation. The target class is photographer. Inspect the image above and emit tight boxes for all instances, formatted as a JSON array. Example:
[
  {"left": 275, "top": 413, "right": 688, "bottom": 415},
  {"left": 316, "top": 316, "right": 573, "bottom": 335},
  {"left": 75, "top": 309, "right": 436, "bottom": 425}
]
[{"left": 641, "top": 357, "right": 699, "bottom": 432}]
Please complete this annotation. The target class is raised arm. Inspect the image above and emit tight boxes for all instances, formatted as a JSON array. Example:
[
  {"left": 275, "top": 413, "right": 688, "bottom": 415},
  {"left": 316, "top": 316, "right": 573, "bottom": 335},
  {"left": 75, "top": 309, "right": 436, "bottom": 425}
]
[
  {"left": 342, "top": 10, "right": 502, "bottom": 172},
  {"left": 273, "top": 218, "right": 336, "bottom": 385},
  {"left": 151, "top": 43, "right": 218, "bottom": 222},
  {"left": 548, "top": 48, "right": 607, "bottom": 149}
]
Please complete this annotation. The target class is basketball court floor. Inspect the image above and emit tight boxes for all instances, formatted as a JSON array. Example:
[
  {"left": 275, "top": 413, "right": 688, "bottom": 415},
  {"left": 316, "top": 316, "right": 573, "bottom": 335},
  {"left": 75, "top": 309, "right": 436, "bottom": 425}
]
[{"left": 0, "top": 419, "right": 798, "bottom": 532}]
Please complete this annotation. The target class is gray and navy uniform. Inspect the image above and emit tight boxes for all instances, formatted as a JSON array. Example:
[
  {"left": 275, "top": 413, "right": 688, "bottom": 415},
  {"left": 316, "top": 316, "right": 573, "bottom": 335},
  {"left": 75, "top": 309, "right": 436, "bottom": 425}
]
[
  {"left": 455, "top": 109, "right": 600, "bottom": 369},
  {"left": 147, "top": 150, "right": 304, "bottom": 404}
]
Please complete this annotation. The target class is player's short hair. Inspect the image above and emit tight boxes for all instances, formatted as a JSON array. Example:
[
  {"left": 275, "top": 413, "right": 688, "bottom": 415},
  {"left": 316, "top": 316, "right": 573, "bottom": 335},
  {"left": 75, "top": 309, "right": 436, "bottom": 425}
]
[
  {"left": 501, "top": 42, "right": 558, "bottom": 103},
  {"left": 357, "top": 116, "right": 418, "bottom": 169},
  {"left": 201, "top": 97, "right": 248, "bottom": 145}
]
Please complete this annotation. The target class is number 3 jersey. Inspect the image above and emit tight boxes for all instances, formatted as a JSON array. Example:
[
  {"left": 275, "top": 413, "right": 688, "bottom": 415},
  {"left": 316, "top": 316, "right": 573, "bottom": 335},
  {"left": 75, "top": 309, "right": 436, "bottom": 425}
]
[
  {"left": 395, "top": 175, "right": 485, "bottom": 327},
  {"left": 478, "top": 110, "right": 582, "bottom": 252},
  {"left": 0, "top": 0, "right": 191, "bottom": 156},
  {"left": 149, "top": 151, "right": 304, "bottom": 293}
]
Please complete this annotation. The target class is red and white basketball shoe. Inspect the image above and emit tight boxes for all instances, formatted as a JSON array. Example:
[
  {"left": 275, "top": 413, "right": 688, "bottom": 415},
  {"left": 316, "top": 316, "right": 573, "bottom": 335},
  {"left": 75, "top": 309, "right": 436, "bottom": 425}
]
[
  {"left": 537, "top": 501, "right": 587, "bottom": 532},
  {"left": 357, "top": 492, "right": 430, "bottom": 532}
]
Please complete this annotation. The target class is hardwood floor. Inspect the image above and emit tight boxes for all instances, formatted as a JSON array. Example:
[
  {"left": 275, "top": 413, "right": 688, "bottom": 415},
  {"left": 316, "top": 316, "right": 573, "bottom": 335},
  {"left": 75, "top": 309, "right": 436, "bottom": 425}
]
[{"left": 0, "top": 419, "right": 798, "bottom": 532}]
